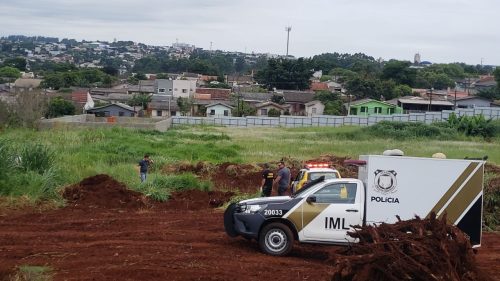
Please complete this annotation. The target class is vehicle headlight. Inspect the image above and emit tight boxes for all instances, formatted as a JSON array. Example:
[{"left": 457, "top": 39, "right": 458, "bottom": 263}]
[{"left": 242, "top": 204, "right": 267, "bottom": 214}]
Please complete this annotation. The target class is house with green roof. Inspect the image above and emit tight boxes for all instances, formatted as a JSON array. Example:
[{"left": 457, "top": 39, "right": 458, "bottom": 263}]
[{"left": 345, "top": 98, "right": 403, "bottom": 116}]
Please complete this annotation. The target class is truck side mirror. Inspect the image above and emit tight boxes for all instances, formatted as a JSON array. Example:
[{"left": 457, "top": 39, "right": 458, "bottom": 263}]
[{"left": 306, "top": 196, "right": 316, "bottom": 204}]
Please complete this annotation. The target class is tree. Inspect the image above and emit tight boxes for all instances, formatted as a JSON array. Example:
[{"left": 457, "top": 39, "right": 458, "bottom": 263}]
[
  {"left": 1, "top": 57, "right": 26, "bottom": 71},
  {"left": 46, "top": 96, "right": 75, "bottom": 118},
  {"left": 381, "top": 60, "right": 416, "bottom": 86},
  {"left": 102, "top": 66, "right": 118, "bottom": 76},
  {"left": 267, "top": 108, "right": 281, "bottom": 117},
  {"left": 271, "top": 94, "right": 285, "bottom": 104},
  {"left": 255, "top": 58, "right": 313, "bottom": 90},
  {"left": 0, "top": 66, "right": 21, "bottom": 79},
  {"left": 9, "top": 91, "right": 48, "bottom": 128},
  {"left": 234, "top": 57, "right": 246, "bottom": 73},
  {"left": 329, "top": 68, "right": 358, "bottom": 83},
  {"left": 314, "top": 91, "right": 344, "bottom": 115},
  {"left": 231, "top": 94, "right": 256, "bottom": 116},
  {"left": 477, "top": 88, "right": 499, "bottom": 100},
  {"left": 345, "top": 77, "right": 383, "bottom": 100},
  {"left": 128, "top": 94, "right": 151, "bottom": 110},
  {"left": 41, "top": 74, "right": 65, "bottom": 90},
  {"left": 494, "top": 67, "right": 500, "bottom": 85},
  {"left": 177, "top": 97, "right": 193, "bottom": 116},
  {"left": 392, "top": 84, "right": 413, "bottom": 97},
  {"left": 134, "top": 72, "right": 147, "bottom": 80}
]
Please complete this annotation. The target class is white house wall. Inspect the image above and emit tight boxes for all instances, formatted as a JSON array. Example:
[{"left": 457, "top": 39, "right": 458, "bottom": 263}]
[
  {"left": 173, "top": 80, "right": 196, "bottom": 98},
  {"left": 206, "top": 105, "right": 232, "bottom": 117}
]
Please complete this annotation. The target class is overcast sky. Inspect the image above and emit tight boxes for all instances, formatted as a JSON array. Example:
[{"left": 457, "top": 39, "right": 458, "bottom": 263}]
[{"left": 1, "top": 0, "right": 498, "bottom": 65}]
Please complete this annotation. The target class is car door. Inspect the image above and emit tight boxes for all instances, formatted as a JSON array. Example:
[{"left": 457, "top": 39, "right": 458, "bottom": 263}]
[{"left": 301, "top": 181, "right": 363, "bottom": 242}]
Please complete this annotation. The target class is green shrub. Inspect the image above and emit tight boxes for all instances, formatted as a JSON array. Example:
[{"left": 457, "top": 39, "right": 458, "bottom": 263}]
[
  {"left": 447, "top": 113, "right": 495, "bottom": 138},
  {"left": 135, "top": 183, "right": 171, "bottom": 202},
  {"left": 13, "top": 265, "right": 53, "bottom": 281},
  {"left": 0, "top": 140, "right": 12, "bottom": 178},
  {"left": 146, "top": 173, "right": 212, "bottom": 192},
  {"left": 365, "top": 121, "right": 458, "bottom": 140},
  {"left": 483, "top": 173, "right": 499, "bottom": 230},
  {"left": 16, "top": 143, "right": 54, "bottom": 174}
]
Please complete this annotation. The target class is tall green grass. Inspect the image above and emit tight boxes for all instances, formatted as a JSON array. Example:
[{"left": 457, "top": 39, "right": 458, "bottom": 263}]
[
  {"left": 136, "top": 173, "right": 212, "bottom": 201},
  {"left": 0, "top": 141, "right": 61, "bottom": 202},
  {"left": 0, "top": 122, "right": 499, "bottom": 204}
]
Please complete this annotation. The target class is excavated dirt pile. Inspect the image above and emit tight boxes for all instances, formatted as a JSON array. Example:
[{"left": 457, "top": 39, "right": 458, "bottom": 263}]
[
  {"left": 162, "top": 155, "right": 360, "bottom": 194},
  {"left": 165, "top": 189, "right": 235, "bottom": 210},
  {"left": 306, "top": 154, "right": 359, "bottom": 178},
  {"left": 331, "top": 213, "right": 489, "bottom": 281},
  {"left": 62, "top": 174, "right": 147, "bottom": 209}
]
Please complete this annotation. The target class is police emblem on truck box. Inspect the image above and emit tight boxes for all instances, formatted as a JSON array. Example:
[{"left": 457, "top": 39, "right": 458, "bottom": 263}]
[{"left": 374, "top": 170, "right": 397, "bottom": 194}]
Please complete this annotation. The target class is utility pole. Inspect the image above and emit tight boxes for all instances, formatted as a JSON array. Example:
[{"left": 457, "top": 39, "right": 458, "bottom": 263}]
[
  {"left": 428, "top": 87, "right": 434, "bottom": 112},
  {"left": 454, "top": 87, "right": 457, "bottom": 110},
  {"left": 285, "top": 26, "right": 292, "bottom": 56}
]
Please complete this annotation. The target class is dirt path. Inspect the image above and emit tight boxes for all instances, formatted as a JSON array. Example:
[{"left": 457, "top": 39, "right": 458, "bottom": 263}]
[
  {"left": 0, "top": 206, "right": 341, "bottom": 281},
  {"left": 0, "top": 204, "right": 498, "bottom": 281}
]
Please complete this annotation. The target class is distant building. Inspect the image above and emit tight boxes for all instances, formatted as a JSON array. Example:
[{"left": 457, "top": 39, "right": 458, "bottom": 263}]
[
  {"left": 86, "top": 102, "right": 136, "bottom": 117},
  {"left": 454, "top": 96, "right": 494, "bottom": 108},
  {"left": 346, "top": 99, "right": 403, "bottom": 116},
  {"left": 13, "top": 78, "right": 42, "bottom": 92},
  {"left": 154, "top": 79, "right": 173, "bottom": 96},
  {"left": 254, "top": 101, "right": 286, "bottom": 116},
  {"left": 206, "top": 102, "right": 234, "bottom": 117},
  {"left": 414, "top": 53, "right": 421, "bottom": 64},
  {"left": 304, "top": 100, "right": 325, "bottom": 116},
  {"left": 172, "top": 80, "right": 196, "bottom": 98}
]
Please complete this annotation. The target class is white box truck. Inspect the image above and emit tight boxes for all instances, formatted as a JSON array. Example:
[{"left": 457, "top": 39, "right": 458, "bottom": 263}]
[{"left": 224, "top": 155, "right": 485, "bottom": 256}]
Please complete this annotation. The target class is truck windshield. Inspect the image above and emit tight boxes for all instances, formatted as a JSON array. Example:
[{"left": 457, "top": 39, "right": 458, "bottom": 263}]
[
  {"left": 309, "top": 172, "right": 338, "bottom": 181},
  {"left": 292, "top": 176, "right": 325, "bottom": 197}
]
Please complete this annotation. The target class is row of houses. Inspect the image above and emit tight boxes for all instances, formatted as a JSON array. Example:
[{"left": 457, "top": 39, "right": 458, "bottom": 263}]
[{"left": 80, "top": 90, "right": 498, "bottom": 119}]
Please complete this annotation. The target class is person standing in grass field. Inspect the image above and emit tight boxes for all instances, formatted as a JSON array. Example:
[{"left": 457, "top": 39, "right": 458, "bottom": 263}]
[{"left": 138, "top": 154, "right": 153, "bottom": 183}]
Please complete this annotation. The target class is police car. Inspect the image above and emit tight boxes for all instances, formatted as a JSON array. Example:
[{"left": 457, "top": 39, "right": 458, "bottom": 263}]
[
  {"left": 224, "top": 176, "right": 361, "bottom": 256},
  {"left": 224, "top": 155, "right": 486, "bottom": 256},
  {"left": 291, "top": 163, "right": 341, "bottom": 193}
]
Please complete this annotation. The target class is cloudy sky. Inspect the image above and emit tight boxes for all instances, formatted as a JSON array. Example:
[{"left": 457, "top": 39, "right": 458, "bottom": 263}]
[{"left": 1, "top": 0, "right": 498, "bottom": 65}]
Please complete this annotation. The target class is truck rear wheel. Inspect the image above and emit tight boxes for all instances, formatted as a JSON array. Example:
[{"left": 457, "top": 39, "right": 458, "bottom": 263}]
[{"left": 258, "top": 222, "right": 294, "bottom": 256}]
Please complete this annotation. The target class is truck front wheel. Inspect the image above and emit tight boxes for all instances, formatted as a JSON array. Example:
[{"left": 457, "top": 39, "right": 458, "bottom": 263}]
[{"left": 258, "top": 222, "right": 294, "bottom": 256}]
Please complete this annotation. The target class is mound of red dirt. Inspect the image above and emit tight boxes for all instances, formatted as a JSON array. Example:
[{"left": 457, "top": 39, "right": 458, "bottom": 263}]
[
  {"left": 63, "top": 174, "right": 146, "bottom": 209},
  {"left": 162, "top": 157, "right": 360, "bottom": 195},
  {"left": 164, "top": 190, "right": 235, "bottom": 211},
  {"left": 331, "top": 213, "right": 490, "bottom": 281},
  {"left": 306, "top": 154, "right": 358, "bottom": 178}
]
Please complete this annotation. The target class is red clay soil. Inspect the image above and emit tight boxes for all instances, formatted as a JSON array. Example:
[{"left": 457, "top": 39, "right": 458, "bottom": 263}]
[
  {"left": 0, "top": 174, "right": 498, "bottom": 281},
  {"left": 63, "top": 174, "right": 147, "bottom": 209}
]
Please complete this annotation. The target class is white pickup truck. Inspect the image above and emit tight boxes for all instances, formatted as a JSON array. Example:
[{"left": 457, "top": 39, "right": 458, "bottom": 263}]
[{"left": 224, "top": 155, "right": 485, "bottom": 256}]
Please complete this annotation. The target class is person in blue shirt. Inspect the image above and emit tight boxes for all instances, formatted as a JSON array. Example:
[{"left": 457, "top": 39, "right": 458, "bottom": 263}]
[
  {"left": 273, "top": 161, "right": 291, "bottom": 196},
  {"left": 138, "top": 154, "right": 153, "bottom": 183}
]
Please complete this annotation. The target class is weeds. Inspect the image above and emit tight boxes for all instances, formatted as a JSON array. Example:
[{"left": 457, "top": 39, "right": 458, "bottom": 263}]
[
  {"left": 11, "top": 265, "right": 53, "bottom": 281},
  {"left": 136, "top": 173, "right": 212, "bottom": 202}
]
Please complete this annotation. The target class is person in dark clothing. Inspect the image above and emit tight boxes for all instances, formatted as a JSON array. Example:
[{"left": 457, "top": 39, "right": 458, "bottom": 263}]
[
  {"left": 138, "top": 154, "right": 153, "bottom": 183},
  {"left": 260, "top": 163, "right": 274, "bottom": 197},
  {"left": 273, "top": 161, "right": 291, "bottom": 196}
]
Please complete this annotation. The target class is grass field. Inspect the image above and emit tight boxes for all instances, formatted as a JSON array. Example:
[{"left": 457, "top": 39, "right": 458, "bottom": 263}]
[{"left": 0, "top": 124, "right": 498, "bottom": 203}]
